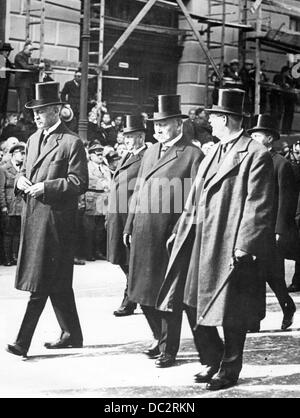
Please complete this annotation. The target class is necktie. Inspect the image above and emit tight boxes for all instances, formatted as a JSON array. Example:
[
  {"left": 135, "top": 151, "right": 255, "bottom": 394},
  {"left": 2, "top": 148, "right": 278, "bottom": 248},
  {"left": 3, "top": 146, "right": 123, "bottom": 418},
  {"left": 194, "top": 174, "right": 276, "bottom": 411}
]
[
  {"left": 218, "top": 143, "right": 228, "bottom": 162},
  {"left": 160, "top": 144, "right": 169, "bottom": 158},
  {"left": 39, "top": 132, "right": 48, "bottom": 153}
]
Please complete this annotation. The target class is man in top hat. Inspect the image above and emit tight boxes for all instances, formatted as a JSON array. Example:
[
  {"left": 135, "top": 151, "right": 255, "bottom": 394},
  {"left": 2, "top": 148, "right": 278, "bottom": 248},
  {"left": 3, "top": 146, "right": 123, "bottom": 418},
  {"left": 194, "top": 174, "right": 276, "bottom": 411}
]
[
  {"left": 14, "top": 40, "right": 43, "bottom": 122},
  {"left": 83, "top": 142, "right": 111, "bottom": 262},
  {"left": 0, "top": 143, "right": 25, "bottom": 266},
  {"left": 6, "top": 82, "right": 88, "bottom": 357},
  {"left": 157, "top": 89, "right": 275, "bottom": 390},
  {"left": 0, "top": 42, "right": 14, "bottom": 122},
  {"left": 123, "top": 95, "right": 204, "bottom": 367},
  {"left": 107, "top": 115, "right": 148, "bottom": 317},
  {"left": 248, "top": 114, "right": 297, "bottom": 330}
]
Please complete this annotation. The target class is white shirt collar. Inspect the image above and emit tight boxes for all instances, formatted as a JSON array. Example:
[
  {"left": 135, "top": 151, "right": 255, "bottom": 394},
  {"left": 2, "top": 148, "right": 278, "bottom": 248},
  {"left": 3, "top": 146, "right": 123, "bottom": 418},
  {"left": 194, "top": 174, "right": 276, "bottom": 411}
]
[
  {"left": 153, "top": 132, "right": 183, "bottom": 148},
  {"left": 132, "top": 144, "right": 146, "bottom": 156},
  {"left": 43, "top": 119, "right": 61, "bottom": 137},
  {"left": 220, "top": 129, "right": 243, "bottom": 145}
]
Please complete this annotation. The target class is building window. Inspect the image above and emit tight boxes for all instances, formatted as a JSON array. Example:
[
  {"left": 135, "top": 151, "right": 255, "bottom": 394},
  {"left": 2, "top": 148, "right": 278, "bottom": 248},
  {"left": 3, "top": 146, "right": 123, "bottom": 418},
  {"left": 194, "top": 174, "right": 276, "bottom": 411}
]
[{"left": 290, "top": 17, "right": 300, "bottom": 32}]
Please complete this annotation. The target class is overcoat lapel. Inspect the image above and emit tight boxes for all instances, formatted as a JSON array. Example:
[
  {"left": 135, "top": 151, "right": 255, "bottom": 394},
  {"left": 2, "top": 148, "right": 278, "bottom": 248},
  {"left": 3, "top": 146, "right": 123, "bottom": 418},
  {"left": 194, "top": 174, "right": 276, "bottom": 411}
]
[
  {"left": 206, "top": 135, "right": 251, "bottom": 192},
  {"left": 30, "top": 133, "right": 62, "bottom": 179},
  {"left": 114, "top": 153, "right": 142, "bottom": 179},
  {"left": 144, "top": 140, "right": 186, "bottom": 181}
]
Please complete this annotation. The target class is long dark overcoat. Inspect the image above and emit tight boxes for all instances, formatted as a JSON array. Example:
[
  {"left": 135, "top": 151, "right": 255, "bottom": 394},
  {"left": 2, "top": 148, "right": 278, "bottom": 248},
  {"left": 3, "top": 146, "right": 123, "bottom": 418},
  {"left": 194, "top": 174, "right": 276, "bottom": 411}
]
[
  {"left": 157, "top": 135, "right": 275, "bottom": 328},
  {"left": 15, "top": 123, "right": 88, "bottom": 293},
  {"left": 124, "top": 136, "right": 204, "bottom": 307},
  {"left": 107, "top": 147, "right": 147, "bottom": 266}
]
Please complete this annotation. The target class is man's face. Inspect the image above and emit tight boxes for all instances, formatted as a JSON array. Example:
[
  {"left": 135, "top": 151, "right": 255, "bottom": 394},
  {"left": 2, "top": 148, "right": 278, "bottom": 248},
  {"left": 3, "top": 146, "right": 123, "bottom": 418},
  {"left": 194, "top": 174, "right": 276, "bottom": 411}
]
[
  {"left": 154, "top": 118, "right": 180, "bottom": 143},
  {"left": 114, "top": 116, "right": 122, "bottom": 127},
  {"left": 1, "top": 50, "right": 10, "bottom": 58},
  {"left": 124, "top": 131, "right": 142, "bottom": 152},
  {"left": 8, "top": 115, "right": 18, "bottom": 125},
  {"left": 90, "top": 151, "right": 103, "bottom": 164},
  {"left": 74, "top": 72, "right": 81, "bottom": 83},
  {"left": 13, "top": 149, "right": 25, "bottom": 164},
  {"left": 189, "top": 110, "right": 196, "bottom": 121},
  {"left": 34, "top": 106, "right": 59, "bottom": 130},
  {"left": 208, "top": 114, "right": 226, "bottom": 138},
  {"left": 251, "top": 131, "right": 273, "bottom": 148},
  {"left": 102, "top": 114, "right": 111, "bottom": 125},
  {"left": 23, "top": 46, "right": 32, "bottom": 57}
]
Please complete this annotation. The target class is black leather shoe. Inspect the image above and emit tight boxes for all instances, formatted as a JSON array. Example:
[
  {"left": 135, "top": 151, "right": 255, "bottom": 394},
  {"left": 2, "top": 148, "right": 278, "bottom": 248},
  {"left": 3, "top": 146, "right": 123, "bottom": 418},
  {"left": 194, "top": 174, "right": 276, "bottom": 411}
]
[
  {"left": 113, "top": 306, "right": 135, "bottom": 317},
  {"left": 86, "top": 257, "right": 96, "bottom": 262},
  {"left": 206, "top": 373, "right": 238, "bottom": 391},
  {"left": 194, "top": 365, "right": 219, "bottom": 383},
  {"left": 287, "top": 284, "right": 300, "bottom": 293},
  {"left": 6, "top": 344, "right": 27, "bottom": 357},
  {"left": 44, "top": 338, "right": 83, "bottom": 349},
  {"left": 74, "top": 258, "right": 86, "bottom": 265},
  {"left": 4, "top": 261, "right": 13, "bottom": 267},
  {"left": 144, "top": 343, "right": 160, "bottom": 359},
  {"left": 281, "top": 300, "right": 296, "bottom": 330},
  {"left": 155, "top": 353, "right": 176, "bottom": 368}
]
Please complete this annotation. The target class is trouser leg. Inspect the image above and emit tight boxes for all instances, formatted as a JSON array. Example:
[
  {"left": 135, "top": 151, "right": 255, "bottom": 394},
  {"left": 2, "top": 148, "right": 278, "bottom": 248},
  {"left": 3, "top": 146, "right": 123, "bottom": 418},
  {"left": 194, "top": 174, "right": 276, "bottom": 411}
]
[
  {"left": 119, "top": 264, "right": 136, "bottom": 309},
  {"left": 141, "top": 305, "right": 161, "bottom": 342},
  {"left": 185, "top": 305, "right": 224, "bottom": 367},
  {"left": 50, "top": 290, "right": 83, "bottom": 343},
  {"left": 160, "top": 306, "right": 183, "bottom": 357},
  {"left": 11, "top": 216, "right": 21, "bottom": 260},
  {"left": 15, "top": 293, "right": 48, "bottom": 351},
  {"left": 292, "top": 261, "right": 300, "bottom": 287},
  {"left": 220, "top": 325, "right": 247, "bottom": 379},
  {"left": 267, "top": 250, "right": 293, "bottom": 311}
]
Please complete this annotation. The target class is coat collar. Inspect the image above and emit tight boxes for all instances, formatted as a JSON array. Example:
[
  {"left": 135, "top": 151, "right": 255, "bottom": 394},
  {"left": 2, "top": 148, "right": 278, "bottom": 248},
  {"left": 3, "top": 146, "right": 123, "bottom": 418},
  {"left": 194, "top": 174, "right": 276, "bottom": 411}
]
[
  {"left": 205, "top": 133, "right": 252, "bottom": 192},
  {"left": 29, "top": 123, "right": 67, "bottom": 177},
  {"left": 144, "top": 136, "right": 188, "bottom": 181},
  {"left": 113, "top": 147, "right": 146, "bottom": 178}
]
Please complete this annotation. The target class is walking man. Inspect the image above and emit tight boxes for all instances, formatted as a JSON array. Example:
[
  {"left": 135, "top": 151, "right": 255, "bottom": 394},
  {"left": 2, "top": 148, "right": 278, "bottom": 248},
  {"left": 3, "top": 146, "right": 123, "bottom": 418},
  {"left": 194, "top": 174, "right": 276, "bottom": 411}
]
[
  {"left": 248, "top": 114, "right": 297, "bottom": 330},
  {"left": 107, "top": 115, "right": 147, "bottom": 317},
  {"left": 158, "top": 89, "right": 274, "bottom": 389},
  {"left": 124, "top": 95, "right": 204, "bottom": 367},
  {"left": 6, "top": 82, "right": 88, "bottom": 357}
]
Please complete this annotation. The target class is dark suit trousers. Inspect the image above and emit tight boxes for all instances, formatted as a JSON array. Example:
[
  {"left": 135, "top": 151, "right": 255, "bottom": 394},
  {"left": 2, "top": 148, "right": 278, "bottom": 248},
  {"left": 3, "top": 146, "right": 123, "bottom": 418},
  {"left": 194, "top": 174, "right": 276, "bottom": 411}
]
[
  {"left": 119, "top": 264, "right": 136, "bottom": 309},
  {"left": 184, "top": 305, "right": 247, "bottom": 378},
  {"left": 16, "top": 290, "right": 83, "bottom": 351},
  {"left": 266, "top": 246, "right": 292, "bottom": 310},
  {"left": 141, "top": 305, "right": 183, "bottom": 357}
]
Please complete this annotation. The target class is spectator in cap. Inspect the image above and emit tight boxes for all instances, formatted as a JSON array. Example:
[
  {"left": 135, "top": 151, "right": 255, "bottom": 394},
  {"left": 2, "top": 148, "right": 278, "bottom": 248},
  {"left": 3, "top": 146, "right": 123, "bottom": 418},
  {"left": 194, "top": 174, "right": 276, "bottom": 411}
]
[
  {"left": 83, "top": 142, "right": 111, "bottom": 261},
  {"left": 224, "top": 59, "right": 241, "bottom": 83},
  {"left": 0, "top": 142, "right": 25, "bottom": 266},
  {"left": 0, "top": 43, "right": 14, "bottom": 123},
  {"left": 14, "top": 41, "right": 43, "bottom": 122}
]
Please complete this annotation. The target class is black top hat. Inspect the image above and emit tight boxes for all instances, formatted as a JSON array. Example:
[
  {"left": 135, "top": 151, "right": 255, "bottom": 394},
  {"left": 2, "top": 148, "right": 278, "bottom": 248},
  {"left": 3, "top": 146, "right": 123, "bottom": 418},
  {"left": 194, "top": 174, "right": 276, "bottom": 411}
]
[
  {"left": 149, "top": 95, "right": 188, "bottom": 121},
  {"left": 247, "top": 114, "right": 280, "bottom": 141},
  {"left": 123, "top": 115, "right": 145, "bottom": 134},
  {"left": 0, "top": 42, "right": 14, "bottom": 52},
  {"left": 206, "top": 89, "right": 245, "bottom": 116},
  {"left": 25, "top": 82, "right": 66, "bottom": 109}
]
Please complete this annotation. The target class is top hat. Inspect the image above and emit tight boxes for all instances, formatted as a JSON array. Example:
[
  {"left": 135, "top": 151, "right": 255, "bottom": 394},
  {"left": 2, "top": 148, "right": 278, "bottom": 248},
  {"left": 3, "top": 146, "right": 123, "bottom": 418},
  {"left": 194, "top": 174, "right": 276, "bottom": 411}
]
[
  {"left": 10, "top": 143, "right": 25, "bottom": 154},
  {"left": 0, "top": 42, "right": 14, "bottom": 52},
  {"left": 25, "top": 82, "right": 66, "bottom": 109},
  {"left": 205, "top": 89, "right": 245, "bottom": 117},
  {"left": 247, "top": 114, "right": 280, "bottom": 141},
  {"left": 123, "top": 115, "right": 145, "bottom": 134},
  {"left": 149, "top": 95, "right": 188, "bottom": 121}
]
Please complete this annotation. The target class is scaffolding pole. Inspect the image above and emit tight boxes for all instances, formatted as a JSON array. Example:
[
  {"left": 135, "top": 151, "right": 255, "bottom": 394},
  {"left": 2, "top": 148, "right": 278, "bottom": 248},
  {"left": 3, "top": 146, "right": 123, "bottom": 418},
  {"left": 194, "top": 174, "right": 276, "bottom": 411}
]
[
  {"left": 39, "top": 0, "right": 46, "bottom": 81},
  {"left": 255, "top": 3, "right": 263, "bottom": 115},
  {"left": 26, "top": 0, "right": 31, "bottom": 40},
  {"left": 97, "top": 0, "right": 105, "bottom": 104},
  {"left": 78, "top": 0, "right": 91, "bottom": 143},
  {"left": 219, "top": 0, "right": 226, "bottom": 79}
]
